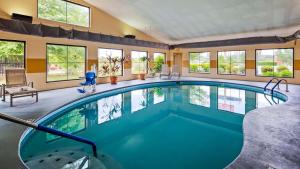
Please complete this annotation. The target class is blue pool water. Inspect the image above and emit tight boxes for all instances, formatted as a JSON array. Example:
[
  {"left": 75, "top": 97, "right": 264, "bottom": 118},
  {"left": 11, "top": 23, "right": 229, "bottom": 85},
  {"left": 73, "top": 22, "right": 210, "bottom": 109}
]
[{"left": 19, "top": 81, "right": 286, "bottom": 169}]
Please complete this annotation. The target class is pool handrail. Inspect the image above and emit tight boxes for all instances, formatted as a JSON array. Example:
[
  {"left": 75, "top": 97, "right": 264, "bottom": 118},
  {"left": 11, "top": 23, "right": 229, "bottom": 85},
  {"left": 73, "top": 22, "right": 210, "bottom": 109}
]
[
  {"left": 0, "top": 112, "right": 98, "bottom": 158},
  {"left": 264, "top": 78, "right": 280, "bottom": 91},
  {"left": 271, "top": 79, "right": 289, "bottom": 94}
]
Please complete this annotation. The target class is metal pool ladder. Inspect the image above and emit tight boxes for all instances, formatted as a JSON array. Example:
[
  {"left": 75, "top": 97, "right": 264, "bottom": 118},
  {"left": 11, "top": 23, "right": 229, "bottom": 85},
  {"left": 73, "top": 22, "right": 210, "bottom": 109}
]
[
  {"left": 0, "top": 112, "right": 98, "bottom": 157},
  {"left": 264, "top": 78, "right": 289, "bottom": 94}
]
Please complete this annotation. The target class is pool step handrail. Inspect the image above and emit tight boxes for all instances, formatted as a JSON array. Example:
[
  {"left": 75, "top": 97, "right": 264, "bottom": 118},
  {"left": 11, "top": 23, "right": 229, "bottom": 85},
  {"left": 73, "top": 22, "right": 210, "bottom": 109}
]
[
  {"left": 0, "top": 112, "right": 98, "bottom": 158},
  {"left": 271, "top": 79, "right": 289, "bottom": 94},
  {"left": 264, "top": 78, "right": 280, "bottom": 91}
]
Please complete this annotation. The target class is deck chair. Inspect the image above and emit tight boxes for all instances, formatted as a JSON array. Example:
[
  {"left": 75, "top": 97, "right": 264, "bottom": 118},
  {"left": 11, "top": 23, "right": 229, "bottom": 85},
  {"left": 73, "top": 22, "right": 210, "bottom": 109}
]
[
  {"left": 2, "top": 68, "right": 38, "bottom": 106},
  {"left": 78, "top": 72, "right": 96, "bottom": 94},
  {"left": 159, "top": 64, "right": 170, "bottom": 79},
  {"left": 170, "top": 65, "right": 180, "bottom": 79}
]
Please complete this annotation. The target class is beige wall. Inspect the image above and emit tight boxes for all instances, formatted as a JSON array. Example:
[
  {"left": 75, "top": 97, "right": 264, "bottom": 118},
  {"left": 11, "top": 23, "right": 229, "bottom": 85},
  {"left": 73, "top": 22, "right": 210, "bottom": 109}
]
[
  {"left": 0, "top": 0, "right": 158, "bottom": 42},
  {"left": 170, "top": 40, "right": 300, "bottom": 84}
]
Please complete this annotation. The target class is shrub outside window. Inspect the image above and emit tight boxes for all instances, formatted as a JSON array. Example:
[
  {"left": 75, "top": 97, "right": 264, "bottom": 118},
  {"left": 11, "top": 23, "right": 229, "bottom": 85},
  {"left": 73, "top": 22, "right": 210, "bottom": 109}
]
[
  {"left": 47, "top": 44, "right": 86, "bottom": 82},
  {"left": 131, "top": 51, "right": 148, "bottom": 74},
  {"left": 189, "top": 52, "right": 210, "bottom": 73},
  {"left": 153, "top": 53, "right": 166, "bottom": 73},
  {"left": 38, "top": 0, "right": 90, "bottom": 27},
  {"left": 256, "top": 49, "right": 293, "bottom": 77},
  {"left": 218, "top": 51, "right": 245, "bottom": 75}
]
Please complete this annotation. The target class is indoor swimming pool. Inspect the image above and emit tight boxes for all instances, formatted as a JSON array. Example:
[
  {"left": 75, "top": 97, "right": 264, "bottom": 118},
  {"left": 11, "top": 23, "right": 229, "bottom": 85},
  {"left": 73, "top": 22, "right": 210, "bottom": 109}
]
[{"left": 19, "top": 81, "right": 287, "bottom": 169}]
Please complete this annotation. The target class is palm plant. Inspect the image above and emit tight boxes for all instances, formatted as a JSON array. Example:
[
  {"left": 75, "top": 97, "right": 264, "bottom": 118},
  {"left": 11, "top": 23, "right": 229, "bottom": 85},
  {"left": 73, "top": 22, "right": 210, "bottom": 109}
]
[{"left": 101, "top": 55, "right": 129, "bottom": 84}]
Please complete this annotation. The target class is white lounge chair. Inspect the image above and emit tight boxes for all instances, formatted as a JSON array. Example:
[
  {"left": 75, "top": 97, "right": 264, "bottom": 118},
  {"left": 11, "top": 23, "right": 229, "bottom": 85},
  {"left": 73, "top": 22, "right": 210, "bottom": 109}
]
[
  {"left": 170, "top": 65, "right": 180, "bottom": 79},
  {"left": 159, "top": 64, "right": 170, "bottom": 79}
]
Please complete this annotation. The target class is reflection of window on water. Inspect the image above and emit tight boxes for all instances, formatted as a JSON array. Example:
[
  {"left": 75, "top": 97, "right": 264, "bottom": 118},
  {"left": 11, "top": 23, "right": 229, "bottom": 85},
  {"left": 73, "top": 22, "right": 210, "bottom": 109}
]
[
  {"left": 189, "top": 86, "right": 210, "bottom": 107},
  {"left": 98, "top": 94, "right": 123, "bottom": 124},
  {"left": 153, "top": 88, "right": 165, "bottom": 104},
  {"left": 47, "top": 108, "right": 86, "bottom": 141},
  {"left": 131, "top": 89, "right": 148, "bottom": 113},
  {"left": 256, "top": 93, "right": 283, "bottom": 108},
  {"left": 218, "top": 88, "right": 245, "bottom": 114}
]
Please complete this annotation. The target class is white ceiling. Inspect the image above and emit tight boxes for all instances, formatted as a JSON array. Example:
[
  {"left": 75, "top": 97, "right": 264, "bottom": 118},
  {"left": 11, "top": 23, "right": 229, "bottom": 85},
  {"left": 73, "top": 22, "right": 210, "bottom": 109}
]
[{"left": 86, "top": 0, "right": 300, "bottom": 44}]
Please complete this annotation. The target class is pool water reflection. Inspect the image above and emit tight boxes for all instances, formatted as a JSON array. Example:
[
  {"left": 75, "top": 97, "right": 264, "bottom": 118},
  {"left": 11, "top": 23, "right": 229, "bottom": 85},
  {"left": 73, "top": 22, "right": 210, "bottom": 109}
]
[{"left": 20, "top": 84, "right": 285, "bottom": 169}]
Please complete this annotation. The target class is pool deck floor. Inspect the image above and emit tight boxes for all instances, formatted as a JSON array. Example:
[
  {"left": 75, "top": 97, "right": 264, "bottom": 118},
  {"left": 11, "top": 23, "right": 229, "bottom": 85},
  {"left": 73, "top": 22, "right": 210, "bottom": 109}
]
[{"left": 0, "top": 77, "right": 299, "bottom": 169}]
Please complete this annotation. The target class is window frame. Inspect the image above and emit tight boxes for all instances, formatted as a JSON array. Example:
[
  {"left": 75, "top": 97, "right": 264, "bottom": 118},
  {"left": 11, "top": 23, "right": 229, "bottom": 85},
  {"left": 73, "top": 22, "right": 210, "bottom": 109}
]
[
  {"left": 97, "top": 48, "right": 124, "bottom": 78},
  {"left": 37, "top": 0, "right": 91, "bottom": 27},
  {"left": 131, "top": 50, "right": 148, "bottom": 74},
  {"left": 46, "top": 43, "right": 87, "bottom": 83},
  {"left": 255, "top": 48, "right": 294, "bottom": 78},
  {"left": 217, "top": 50, "right": 246, "bottom": 76},
  {"left": 188, "top": 51, "right": 211, "bottom": 74}
]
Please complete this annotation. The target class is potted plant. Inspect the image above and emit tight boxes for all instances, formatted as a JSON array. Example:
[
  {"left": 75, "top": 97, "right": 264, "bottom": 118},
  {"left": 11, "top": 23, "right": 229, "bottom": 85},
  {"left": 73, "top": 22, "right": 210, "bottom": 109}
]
[
  {"left": 101, "top": 56, "right": 128, "bottom": 84},
  {"left": 138, "top": 56, "right": 150, "bottom": 80}
]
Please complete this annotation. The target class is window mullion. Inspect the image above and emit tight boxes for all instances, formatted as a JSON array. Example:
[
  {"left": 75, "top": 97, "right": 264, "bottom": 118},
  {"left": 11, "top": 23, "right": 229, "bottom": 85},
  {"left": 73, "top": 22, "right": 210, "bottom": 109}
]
[
  {"left": 67, "top": 46, "right": 69, "bottom": 80},
  {"left": 273, "top": 49, "right": 275, "bottom": 77},
  {"left": 229, "top": 52, "right": 232, "bottom": 75},
  {"left": 65, "top": 1, "right": 68, "bottom": 24}
]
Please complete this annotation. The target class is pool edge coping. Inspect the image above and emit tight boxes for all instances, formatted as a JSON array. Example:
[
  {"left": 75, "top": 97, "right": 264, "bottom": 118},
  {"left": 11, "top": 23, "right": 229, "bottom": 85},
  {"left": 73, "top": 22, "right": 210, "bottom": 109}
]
[{"left": 17, "top": 78, "right": 291, "bottom": 169}]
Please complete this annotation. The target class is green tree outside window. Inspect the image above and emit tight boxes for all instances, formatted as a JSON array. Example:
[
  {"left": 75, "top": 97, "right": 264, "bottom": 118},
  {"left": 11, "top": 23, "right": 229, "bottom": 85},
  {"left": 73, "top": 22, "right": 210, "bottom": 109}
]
[
  {"left": 0, "top": 40, "right": 25, "bottom": 84},
  {"left": 38, "top": 0, "right": 90, "bottom": 27},
  {"left": 153, "top": 53, "right": 165, "bottom": 73},
  {"left": 47, "top": 44, "right": 85, "bottom": 82}
]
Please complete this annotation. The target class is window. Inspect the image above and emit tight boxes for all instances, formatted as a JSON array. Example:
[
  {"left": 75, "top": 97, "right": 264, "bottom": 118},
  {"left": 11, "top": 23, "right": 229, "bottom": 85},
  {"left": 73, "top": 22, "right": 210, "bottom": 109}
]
[
  {"left": 98, "top": 48, "right": 123, "bottom": 77},
  {"left": 47, "top": 44, "right": 86, "bottom": 82},
  {"left": 256, "top": 49, "right": 293, "bottom": 77},
  {"left": 0, "top": 40, "right": 25, "bottom": 84},
  {"left": 38, "top": 0, "right": 90, "bottom": 27},
  {"left": 153, "top": 53, "right": 166, "bottom": 73},
  {"left": 131, "top": 51, "right": 148, "bottom": 74},
  {"left": 218, "top": 51, "right": 245, "bottom": 75},
  {"left": 189, "top": 52, "right": 210, "bottom": 73}
]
